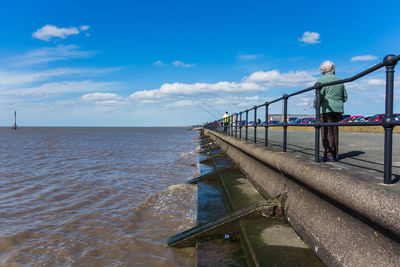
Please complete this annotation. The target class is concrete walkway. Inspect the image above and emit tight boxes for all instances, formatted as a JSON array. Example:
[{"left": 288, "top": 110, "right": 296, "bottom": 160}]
[{"left": 231, "top": 127, "right": 400, "bottom": 185}]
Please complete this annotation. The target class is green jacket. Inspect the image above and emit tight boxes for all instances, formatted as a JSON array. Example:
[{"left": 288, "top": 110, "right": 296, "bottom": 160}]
[{"left": 313, "top": 71, "right": 347, "bottom": 114}]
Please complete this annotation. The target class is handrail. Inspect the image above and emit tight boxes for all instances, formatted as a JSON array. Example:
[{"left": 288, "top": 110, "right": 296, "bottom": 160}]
[{"left": 203, "top": 54, "right": 399, "bottom": 184}]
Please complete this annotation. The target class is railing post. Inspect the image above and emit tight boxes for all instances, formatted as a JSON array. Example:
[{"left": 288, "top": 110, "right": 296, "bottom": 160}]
[
  {"left": 239, "top": 112, "right": 242, "bottom": 139},
  {"left": 254, "top": 106, "right": 257, "bottom": 143},
  {"left": 235, "top": 113, "right": 238, "bottom": 138},
  {"left": 283, "top": 95, "right": 288, "bottom": 152},
  {"left": 245, "top": 110, "right": 249, "bottom": 141},
  {"left": 314, "top": 83, "right": 322, "bottom": 162},
  {"left": 265, "top": 102, "right": 269, "bottom": 147},
  {"left": 383, "top": 55, "right": 397, "bottom": 184},
  {"left": 230, "top": 115, "right": 233, "bottom": 136}
]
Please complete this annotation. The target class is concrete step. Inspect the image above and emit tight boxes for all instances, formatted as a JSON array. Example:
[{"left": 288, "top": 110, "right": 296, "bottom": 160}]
[
  {"left": 240, "top": 218, "right": 324, "bottom": 267},
  {"left": 218, "top": 169, "right": 269, "bottom": 212},
  {"left": 213, "top": 159, "right": 324, "bottom": 266},
  {"left": 185, "top": 165, "right": 236, "bottom": 184},
  {"left": 168, "top": 200, "right": 277, "bottom": 248},
  {"left": 169, "top": 141, "right": 324, "bottom": 265},
  {"left": 196, "top": 238, "right": 249, "bottom": 267}
]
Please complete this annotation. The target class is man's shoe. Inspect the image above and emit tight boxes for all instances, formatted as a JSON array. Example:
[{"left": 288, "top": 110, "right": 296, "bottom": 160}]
[
  {"left": 326, "top": 156, "right": 336, "bottom": 162},
  {"left": 319, "top": 157, "right": 327, "bottom": 162}
]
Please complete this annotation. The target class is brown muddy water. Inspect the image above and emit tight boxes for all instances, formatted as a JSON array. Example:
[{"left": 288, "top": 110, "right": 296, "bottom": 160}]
[{"left": 0, "top": 127, "right": 200, "bottom": 266}]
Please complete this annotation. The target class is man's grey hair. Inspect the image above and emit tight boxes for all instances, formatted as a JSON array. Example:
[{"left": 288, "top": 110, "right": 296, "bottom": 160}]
[{"left": 319, "top": 60, "right": 336, "bottom": 74}]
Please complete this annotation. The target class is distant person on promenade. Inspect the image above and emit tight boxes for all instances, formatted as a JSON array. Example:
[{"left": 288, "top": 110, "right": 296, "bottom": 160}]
[
  {"left": 223, "top": 112, "right": 230, "bottom": 133},
  {"left": 232, "top": 113, "right": 237, "bottom": 132},
  {"left": 314, "top": 60, "right": 347, "bottom": 162}
]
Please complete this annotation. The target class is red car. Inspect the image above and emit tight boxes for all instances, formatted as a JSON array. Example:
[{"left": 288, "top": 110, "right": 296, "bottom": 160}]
[
  {"left": 300, "top": 118, "right": 315, "bottom": 124},
  {"left": 368, "top": 113, "right": 400, "bottom": 121},
  {"left": 368, "top": 114, "right": 384, "bottom": 122},
  {"left": 339, "top": 116, "right": 363, "bottom": 123}
]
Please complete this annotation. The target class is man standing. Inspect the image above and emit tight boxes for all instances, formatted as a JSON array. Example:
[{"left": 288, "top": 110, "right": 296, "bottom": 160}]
[
  {"left": 223, "top": 112, "right": 230, "bottom": 134},
  {"left": 314, "top": 60, "right": 347, "bottom": 162}
]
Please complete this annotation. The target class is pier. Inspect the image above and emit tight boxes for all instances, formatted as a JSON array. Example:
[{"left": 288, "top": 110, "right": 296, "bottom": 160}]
[
  {"left": 171, "top": 54, "right": 400, "bottom": 266},
  {"left": 197, "top": 128, "right": 400, "bottom": 266}
]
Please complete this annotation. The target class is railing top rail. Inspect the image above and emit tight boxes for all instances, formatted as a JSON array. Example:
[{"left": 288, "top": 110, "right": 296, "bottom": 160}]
[{"left": 257, "top": 55, "right": 397, "bottom": 106}]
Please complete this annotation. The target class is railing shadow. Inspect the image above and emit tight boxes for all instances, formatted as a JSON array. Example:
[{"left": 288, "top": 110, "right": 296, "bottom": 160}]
[
  {"left": 338, "top": 151, "right": 365, "bottom": 160},
  {"left": 243, "top": 133, "right": 400, "bottom": 183}
]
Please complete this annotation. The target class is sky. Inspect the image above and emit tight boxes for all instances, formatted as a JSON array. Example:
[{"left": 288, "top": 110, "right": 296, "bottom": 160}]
[{"left": 0, "top": 0, "right": 400, "bottom": 126}]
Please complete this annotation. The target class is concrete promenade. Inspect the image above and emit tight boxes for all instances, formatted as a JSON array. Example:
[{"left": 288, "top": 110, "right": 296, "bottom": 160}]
[
  {"left": 204, "top": 127, "right": 400, "bottom": 266},
  {"left": 236, "top": 127, "right": 400, "bottom": 184}
]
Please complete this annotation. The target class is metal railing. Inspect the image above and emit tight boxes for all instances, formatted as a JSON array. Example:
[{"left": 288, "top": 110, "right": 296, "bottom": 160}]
[{"left": 203, "top": 54, "right": 400, "bottom": 184}]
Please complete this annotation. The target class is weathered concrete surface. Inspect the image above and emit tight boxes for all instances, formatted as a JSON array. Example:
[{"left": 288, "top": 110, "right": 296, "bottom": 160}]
[
  {"left": 196, "top": 239, "right": 248, "bottom": 267},
  {"left": 214, "top": 156, "right": 322, "bottom": 266},
  {"left": 204, "top": 129, "right": 400, "bottom": 267},
  {"left": 241, "top": 127, "right": 400, "bottom": 180},
  {"left": 240, "top": 218, "right": 325, "bottom": 267},
  {"left": 207, "top": 129, "right": 400, "bottom": 237}
]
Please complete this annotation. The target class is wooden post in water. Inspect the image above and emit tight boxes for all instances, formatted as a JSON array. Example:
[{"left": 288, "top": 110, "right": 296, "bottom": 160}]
[{"left": 12, "top": 110, "right": 18, "bottom": 130}]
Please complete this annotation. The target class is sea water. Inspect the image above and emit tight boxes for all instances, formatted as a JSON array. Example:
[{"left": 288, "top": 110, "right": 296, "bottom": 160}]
[{"left": 0, "top": 127, "right": 199, "bottom": 266}]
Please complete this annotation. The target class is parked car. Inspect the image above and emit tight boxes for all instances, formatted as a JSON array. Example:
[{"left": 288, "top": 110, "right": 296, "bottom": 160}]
[
  {"left": 354, "top": 116, "right": 365, "bottom": 122},
  {"left": 268, "top": 120, "right": 282, "bottom": 125},
  {"left": 294, "top": 118, "right": 312, "bottom": 124},
  {"left": 300, "top": 118, "right": 315, "bottom": 124},
  {"left": 368, "top": 114, "right": 384, "bottom": 122},
  {"left": 289, "top": 117, "right": 297, "bottom": 124},
  {"left": 363, "top": 114, "right": 400, "bottom": 122},
  {"left": 359, "top": 115, "right": 373, "bottom": 122},
  {"left": 339, "top": 116, "right": 363, "bottom": 123}
]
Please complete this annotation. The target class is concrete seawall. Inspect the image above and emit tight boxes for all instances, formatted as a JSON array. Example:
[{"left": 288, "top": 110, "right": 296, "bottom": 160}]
[{"left": 204, "top": 129, "right": 400, "bottom": 266}]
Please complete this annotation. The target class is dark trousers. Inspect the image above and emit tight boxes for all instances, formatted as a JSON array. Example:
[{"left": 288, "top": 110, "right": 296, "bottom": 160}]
[
  {"left": 223, "top": 122, "right": 228, "bottom": 133},
  {"left": 320, "top": 112, "right": 342, "bottom": 158}
]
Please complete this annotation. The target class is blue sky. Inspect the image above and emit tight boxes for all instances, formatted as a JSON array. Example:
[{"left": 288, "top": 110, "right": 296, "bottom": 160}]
[{"left": 0, "top": 0, "right": 399, "bottom": 126}]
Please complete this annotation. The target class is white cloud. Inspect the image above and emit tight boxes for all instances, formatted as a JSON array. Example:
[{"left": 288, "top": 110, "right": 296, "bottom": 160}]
[
  {"left": 237, "top": 54, "right": 262, "bottom": 61},
  {"left": 82, "top": 92, "right": 122, "bottom": 101},
  {"left": 129, "top": 69, "right": 316, "bottom": 102},
  {"left": 4, "top": 80, "right": 117, "bottom": 97},
  {"left": 244, "top": 70, "right": 316, "bottom": 86},
  {"left": 95, "top": 100, "right": 128, "bottom": 106},
  {"left": 294, "top": 97, "right": 313, "bottom": 107},
  {"left": 33, "top": 25, "right": 80, "bottom": 41},
  {"left": 166, "top": 100, "right": 196, "bottom": 108},
  {"left": 154, "top": 60, "right": 196, "bottom": 67},
  {"left": 367, "top": 79, "right": 385, "bottom": 86},
  {"left": 299, "top": 31, "right": 321, "bottom": 44},
  {"left": 79, "top": 25, "right": 90, "bottom": 31},
  {"left": 211, "top": 96, "right": 261, "bottom": 107},
  {"left": 140, "top": 99, "right": 159, "bottom": 104},
  {"left": 13, "top": 44, "right": 96, "bottom": 66},
  {"left": 32, "top": 24, "right": 91, "bottom": 41},
  {"left": 351, "top": 55, "right": 378, "bottom": 61},
  {"left": 130, "top": 81, "right": 261, "bottom": 100},
  {"left": 154, "top": 60, "right": 167, "bottom": 67},
  {"left": 346, "top": 76, "right": 392, "bottom": 92},
  {"left": 0, "top": 67, "right": 117, "bottom": 87},
  {"left": 172, "top": 60, "right": 195, "bottom": 67}
]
